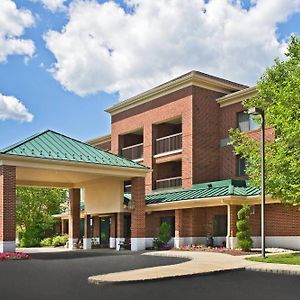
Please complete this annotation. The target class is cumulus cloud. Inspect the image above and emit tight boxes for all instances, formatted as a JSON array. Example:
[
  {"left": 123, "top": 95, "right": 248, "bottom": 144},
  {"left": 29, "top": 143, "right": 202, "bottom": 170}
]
[
  {"left": 34, "top": 0, "right": 67, "bottom": 12},
  {"left": 44, "top": 0, "right": 300, "bottom": 99},
  {"left": 0, "top": 93, "right": 33, "bottom": 122},
  {"left": 0, "top": 0, "right": 35, "bottom": 63}
]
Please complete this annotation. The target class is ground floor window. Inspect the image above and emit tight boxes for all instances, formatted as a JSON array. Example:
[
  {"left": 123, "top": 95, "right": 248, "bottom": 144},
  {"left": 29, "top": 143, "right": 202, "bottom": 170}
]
[
  {"left": 160, "top": 216, "right": 175, "bottom": 237},
  {"left": 213, "top": 214, "right": 227, "bottom": 236}
]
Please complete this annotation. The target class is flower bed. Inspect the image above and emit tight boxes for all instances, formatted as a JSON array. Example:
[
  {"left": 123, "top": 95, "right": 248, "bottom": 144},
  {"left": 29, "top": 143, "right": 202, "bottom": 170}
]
[
  {"left": 175, "top": 244, "right": 260, "bottom": 256},
  {"left": 0, "top": 252, "right": 30, "bottom": 261}
]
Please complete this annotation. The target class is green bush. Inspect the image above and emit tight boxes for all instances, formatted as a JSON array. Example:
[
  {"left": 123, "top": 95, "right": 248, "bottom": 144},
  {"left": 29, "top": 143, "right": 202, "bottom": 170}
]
[
  {"left": 236, "top": 204, "right": 253, "bottom": 251},
  {"left": 52, "top": 234, "right": 69, "bottom": 247},
  {"left": 159, "top": 222, "right": 171, "bottom": 244},
  {"left": 40, "top": 237, "right": 53, "bottom": 247},
  {"left": 19, "top": 231, "right": 41, "bottom": 248},
  {"left": 153, "top": 238, "right": 163, "bottom": 250}
]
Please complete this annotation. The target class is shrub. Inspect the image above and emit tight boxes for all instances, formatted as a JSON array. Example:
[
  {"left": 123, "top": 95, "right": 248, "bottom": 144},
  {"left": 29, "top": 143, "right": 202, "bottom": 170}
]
[
  {"left": 40, "top": 237, "right": 53, "bottom": 247},
  {"left": 159, "top": 222, "right": 171, "bottom": 244},
  {"left": 19, "top": 231, "right": 41, "bottom": 248},
  {"left": 52, "top": 235, "right": 68, "bottom": 247},
  {"left": 153, "top": 238, "right": 163, "bottom": 250},
  {"left": 236, "top": 204, "right": 253, "bottom": 251}
]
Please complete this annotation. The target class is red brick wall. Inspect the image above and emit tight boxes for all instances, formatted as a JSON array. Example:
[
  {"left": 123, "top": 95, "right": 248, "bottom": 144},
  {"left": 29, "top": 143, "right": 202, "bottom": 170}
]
[
  {"left": 110, "top": 214, "right": 116, "bottom": 238},
  {"left": 111, "top": 87, "right": 193, "bottom": 192},
  {"left": 116, "top": 212, "right": 124, "bottom": 238},
  {"left": 94, "top": 141, "right": 111, "bottom": 151},
  {"left": 68, "top": 189, "right": 80, "bottom": 239},
  {"left": 192, "top": 86, "right": 225, "bottom": 184},
  {"left": 250, "top": 203, "right": 300, "bottom": 236},
  {"left": 93, "top": 216, "right": 100, "bottom": 237},
  {"left": 145, "top": 210, "right": 175, "bottom": 237},
  {"left": 0, "top": 165, "right": 16, "bottom": 242},
  {"left": 131, "top": 177, "right": 146, "bottom": 238}
]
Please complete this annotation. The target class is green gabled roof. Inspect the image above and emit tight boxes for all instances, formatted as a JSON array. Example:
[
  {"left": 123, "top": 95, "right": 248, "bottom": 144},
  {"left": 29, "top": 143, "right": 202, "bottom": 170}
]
[
  {"left": 124, "top": 179, "right": 260, "bottom": 206},
  {"left": 0, "top": 130, "right": 147, "bottom": 170}
]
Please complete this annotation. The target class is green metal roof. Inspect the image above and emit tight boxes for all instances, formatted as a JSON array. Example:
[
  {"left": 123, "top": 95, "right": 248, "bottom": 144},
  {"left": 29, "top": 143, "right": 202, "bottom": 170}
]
[
  {"left": 124, "top": 179, "right": 260, "bottom": 205},
  {"left": 0, "top": 130, "right": 147, "bottom": 170}
]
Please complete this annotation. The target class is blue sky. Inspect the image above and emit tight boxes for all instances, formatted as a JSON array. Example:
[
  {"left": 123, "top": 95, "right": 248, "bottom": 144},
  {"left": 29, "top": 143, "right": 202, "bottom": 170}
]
[{"left": 0, "top": 0, "right": 300, "bottom": 149}]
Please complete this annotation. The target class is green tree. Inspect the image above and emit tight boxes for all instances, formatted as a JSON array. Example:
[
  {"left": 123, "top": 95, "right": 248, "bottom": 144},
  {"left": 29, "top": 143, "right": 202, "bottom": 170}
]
[
  {"left": 236, "top": 204, "right": 253, "bottom": 251},
  {"left": 16, "top": 187, "right": 67, "bottom": 247},
  {"left": 230, "top": 36, "right": 300, "bottom": 206},
  {"left": 159, "top": 222, "right": 172, "bottom": 244}
]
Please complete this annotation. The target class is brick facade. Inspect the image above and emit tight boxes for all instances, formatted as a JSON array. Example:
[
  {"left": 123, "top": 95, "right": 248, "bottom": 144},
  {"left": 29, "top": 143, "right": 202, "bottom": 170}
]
[
  {"left": 0, "top": 165, "right": 16, "bottom": 242},
  {"left": 131, "top": 177, "right": 146, "bottom": 238},
  {"left": 68, "top": 189, "right": 80, "bottom": 240}
]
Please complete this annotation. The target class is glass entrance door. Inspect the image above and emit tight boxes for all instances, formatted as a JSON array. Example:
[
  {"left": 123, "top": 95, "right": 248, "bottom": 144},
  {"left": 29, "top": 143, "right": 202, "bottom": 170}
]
[{"left": 100, "top": 217, "right": 110, "bottom": 247}]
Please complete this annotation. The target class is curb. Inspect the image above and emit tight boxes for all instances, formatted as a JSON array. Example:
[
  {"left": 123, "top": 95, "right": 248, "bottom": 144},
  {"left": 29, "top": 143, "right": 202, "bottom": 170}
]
[
  {"left": 246, "top": 266, "right": 300, "bottom": 276},
  {"left": 88, "top": 267, "right": 246, "bottom": 285}
]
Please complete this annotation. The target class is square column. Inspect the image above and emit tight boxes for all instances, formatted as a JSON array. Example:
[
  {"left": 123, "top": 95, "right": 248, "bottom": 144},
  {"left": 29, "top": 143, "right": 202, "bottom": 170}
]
[
  {"left": 116, "top": 212, "right": 125, "bottom": 250},
  {"left": 68, "top": 188, "right": 80, "bottom": 249},
  {"left": 110, "top": 214, "right": 116, "bottom": 249},
  {"left": 83, "top": 214, "right": 91, "bottom": 250},
  {"left": 174, "top": 209, "right": 183, "bottom": 248},
  {"left": 92, "top": 216, "right": 100, "bottom": 244},
  {"left": 131, "top": 177, "right": 146, "bottom": 251},
  {"left": 0, "top": 166, "right": 16, "bottom": 253},
  {"left": 226, "top": 205, "right": 238, "bottom": 249}
]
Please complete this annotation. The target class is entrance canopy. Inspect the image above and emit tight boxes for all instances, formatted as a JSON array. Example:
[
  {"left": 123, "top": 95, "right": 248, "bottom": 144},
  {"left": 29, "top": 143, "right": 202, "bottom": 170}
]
[{"left": 0, "top": 130, "right": 149, "bottom": 252}]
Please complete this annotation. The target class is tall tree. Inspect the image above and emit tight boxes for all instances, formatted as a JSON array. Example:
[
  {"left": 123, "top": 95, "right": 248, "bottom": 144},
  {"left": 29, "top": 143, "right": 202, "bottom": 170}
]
[
  {"left": 16, "top": 187, "right": 67, "bottom": 246},
  {"left": 230, "top": 36, "right": 300, "bottom": 206}
]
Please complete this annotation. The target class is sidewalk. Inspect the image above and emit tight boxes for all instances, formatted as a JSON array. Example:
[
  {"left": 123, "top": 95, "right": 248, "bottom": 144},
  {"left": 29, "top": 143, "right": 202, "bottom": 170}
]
[{"left": 88, "top": 251, "right": 247, "bottom": 284}]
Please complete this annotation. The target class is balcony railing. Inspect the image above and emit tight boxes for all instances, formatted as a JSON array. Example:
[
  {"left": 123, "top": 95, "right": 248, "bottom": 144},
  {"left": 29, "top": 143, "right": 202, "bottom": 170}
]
[
  {"left": 155, "top": 176, "right": 182, "bottom": 190},
  {"left": 156, "top": 132, "right": 182, "bottom": 155},
  {"left": 121, "top": 143, "right": 143, "bottom": 160}
]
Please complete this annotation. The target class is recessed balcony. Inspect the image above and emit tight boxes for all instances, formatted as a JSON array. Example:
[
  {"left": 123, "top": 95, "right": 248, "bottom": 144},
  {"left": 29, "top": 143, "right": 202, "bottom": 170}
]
[
  {"left": 155, "top": 132, "right": 182, "bottom": 156},
  {"left": 155, "top": 176, "right": 182, "bottom": 190},
  {"left": 121, "top": 143, "right": 143, "bottom": 161}
]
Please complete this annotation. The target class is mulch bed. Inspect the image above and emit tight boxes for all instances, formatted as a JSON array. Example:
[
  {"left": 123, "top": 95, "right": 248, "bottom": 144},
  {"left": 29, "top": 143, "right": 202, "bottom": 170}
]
[{"left": 175, "top": 245, "right": 261, "bottom": 256}]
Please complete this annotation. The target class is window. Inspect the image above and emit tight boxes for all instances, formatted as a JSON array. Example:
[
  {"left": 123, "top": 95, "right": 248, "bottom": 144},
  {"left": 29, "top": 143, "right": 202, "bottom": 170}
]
[
  {"left": 160, "top": 216, "right": 175, "bottom": 237},
  {"left": 213, "top": 215, "right": 227, "bottom": 236},
  {"left": 237, "top": 156, "right": 247, "bottom": 176},
  {"left": 237, "top": 111, "right": 259, "bottom": 132}
]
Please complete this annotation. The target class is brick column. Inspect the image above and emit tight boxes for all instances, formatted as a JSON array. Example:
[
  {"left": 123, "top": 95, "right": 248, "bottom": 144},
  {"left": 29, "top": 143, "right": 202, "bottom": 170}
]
[
  {"left": 83, "top": 214, "right": 91, "bottom": 250},
  {"left": 68, "top": 188, "right": 80, "bottom": 249},
  {"left": 92, "top": 216, "right": 100, "bottom": 241},
  {"left": 174, "top": 209, "right": 183, "bottom": 248},
  {"left": 116, "top": 212, "right": 124, "bottom": 250},
  {"left": 144, "top": 123, "right": 154, "bottom": 193},
  {"left": 110, "top": 214, "right": 116, "bottom": 248},
  {"left": 226, "top": 205, "right": 239, "bottom": 249},
  {"left": 0, "top": 165, "right": 16, "bottom": 253},
  {"left": 131, "top": 177, "right": 146, "bottom": 251}
]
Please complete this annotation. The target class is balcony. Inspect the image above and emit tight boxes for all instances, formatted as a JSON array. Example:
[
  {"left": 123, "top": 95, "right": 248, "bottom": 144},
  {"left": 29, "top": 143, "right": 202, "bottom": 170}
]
[
  {"left": 121, "top": 143, "right": 143, "bottom": 161},
  {"left": 155, "top": 176, "right": 182, "bottom": 190},
  {"left": 155, "top": 132, "right": 182, "bottom": 155}
]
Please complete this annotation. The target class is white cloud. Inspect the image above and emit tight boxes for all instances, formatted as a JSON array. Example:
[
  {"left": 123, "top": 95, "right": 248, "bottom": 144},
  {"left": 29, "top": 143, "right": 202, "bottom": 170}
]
[
  {"left": 0, "top": 93, "right": 33, "bottom": 122},
  {"left": 0, "top": 0, "right": 35, "bottom": 63},
  {"left": 44, "top": 0, "right": 300, "bottom": 99},
  {"left": 35, "top": 0, "right": 67, "bottom": 12}
]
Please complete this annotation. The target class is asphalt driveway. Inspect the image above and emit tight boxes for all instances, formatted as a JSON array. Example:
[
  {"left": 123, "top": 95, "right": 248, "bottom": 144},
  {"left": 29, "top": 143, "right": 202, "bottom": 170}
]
[{"left": 1, "top": 249, "right": 300, "bottom": 300}]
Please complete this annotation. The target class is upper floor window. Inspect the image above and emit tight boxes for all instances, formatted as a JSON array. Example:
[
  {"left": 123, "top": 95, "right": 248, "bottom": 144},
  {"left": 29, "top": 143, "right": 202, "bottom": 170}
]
[
  {"left": 237, "top": 111, "right": 259, "bottom": 132},
  {"left": 236, "top": 156, "right": 247, "bottom": 176}
]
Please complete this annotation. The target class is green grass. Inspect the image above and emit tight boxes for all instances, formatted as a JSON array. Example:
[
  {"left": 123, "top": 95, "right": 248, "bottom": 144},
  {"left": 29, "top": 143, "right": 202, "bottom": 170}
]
[{"left": 246, "top": 253, "right": 300, "bottom": 265}]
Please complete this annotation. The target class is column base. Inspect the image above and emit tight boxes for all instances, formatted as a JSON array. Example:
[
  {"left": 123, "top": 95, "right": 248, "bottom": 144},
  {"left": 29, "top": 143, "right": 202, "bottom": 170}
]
[
  {"left": 109, "top": 237, "right": 116, "bottom": 249},
  {"left": 116, "top": 238, "right": 125, "bottom": 251},
  {"left": 131, "top": 238, "right": 145, "bottom": 251},
  {"left": 174, "top": 237, "right": 184, "bottom": 249},
  {"left": 83, "top": 238, "right": 92, "bottom": 250},
  {"left": 68, "top": 238, "right": 79, "bottom": 250},
  {"left": 226, "top": 236, "right": 237, "bottom": 249},
  {"left": 0, "top": 241, "right": 16, "bottom": 253}
]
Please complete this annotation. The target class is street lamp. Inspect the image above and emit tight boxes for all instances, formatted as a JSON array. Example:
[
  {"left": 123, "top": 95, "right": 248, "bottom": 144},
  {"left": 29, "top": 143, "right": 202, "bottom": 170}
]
[{"left": 248, "top": 107, "right": 265, "bottom": 258}]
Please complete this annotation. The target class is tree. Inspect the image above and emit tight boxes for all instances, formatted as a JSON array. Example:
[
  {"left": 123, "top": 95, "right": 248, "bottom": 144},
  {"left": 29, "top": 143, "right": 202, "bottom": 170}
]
[
  {"left": 236, "top": 204, "right": 253, "bottom": 251},
  {"left": 230, "top": 36, "right": 300, "bottom": 206},
  {"left": 16, "top": 187, "right": 68, "bottom": 247}
]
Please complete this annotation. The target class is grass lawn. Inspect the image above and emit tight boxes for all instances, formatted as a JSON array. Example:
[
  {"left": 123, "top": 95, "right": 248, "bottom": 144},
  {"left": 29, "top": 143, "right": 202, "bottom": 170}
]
[{"left": 246, "top": 253, "right": 300, "bottom": 265}]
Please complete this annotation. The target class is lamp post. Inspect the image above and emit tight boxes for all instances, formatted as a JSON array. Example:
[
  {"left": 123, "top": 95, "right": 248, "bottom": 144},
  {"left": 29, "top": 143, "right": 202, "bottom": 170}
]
[{"left": 248, "top": 107, "right": 265, "bottom": 258}]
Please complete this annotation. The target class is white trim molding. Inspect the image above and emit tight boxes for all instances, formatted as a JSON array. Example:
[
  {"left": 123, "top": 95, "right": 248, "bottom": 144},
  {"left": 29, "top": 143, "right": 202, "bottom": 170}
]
[
  {"left": 131, "top": 238, "right": 146, "bottom": 251},
  {"left": 116, "top": 237, "right": 125, "bottom": 251},
  {"left": 109, "top": 237, "right": 116, "bottom": 249},
  {"left": 0, "top": 241, "right": 16, "bottom": 253},
  {"left": 83, "top": 238, "right": 92, "bottom": 250},
  {"left": 251, "top": 236, "right": 300, "bottom": 250}
]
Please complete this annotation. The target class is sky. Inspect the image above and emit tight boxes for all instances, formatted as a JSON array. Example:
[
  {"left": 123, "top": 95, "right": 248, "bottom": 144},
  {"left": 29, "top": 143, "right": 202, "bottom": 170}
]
[{"left": 0, "top": 0, "right": 300, "bottom": 149}]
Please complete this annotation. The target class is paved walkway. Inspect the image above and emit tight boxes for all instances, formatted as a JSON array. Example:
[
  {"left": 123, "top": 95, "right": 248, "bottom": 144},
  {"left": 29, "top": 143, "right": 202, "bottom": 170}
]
[
  {"left": 88, "top": 251, "right": 248, "bottom": 283},
  {"left": 88, "top": 250, "right": 300, "bottom": 284}
]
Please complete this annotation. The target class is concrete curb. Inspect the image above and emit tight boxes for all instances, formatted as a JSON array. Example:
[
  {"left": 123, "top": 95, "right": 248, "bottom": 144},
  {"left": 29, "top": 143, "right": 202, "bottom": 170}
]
[{"left": 246, "top": 266, "right": 300, "bottom": 276}]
